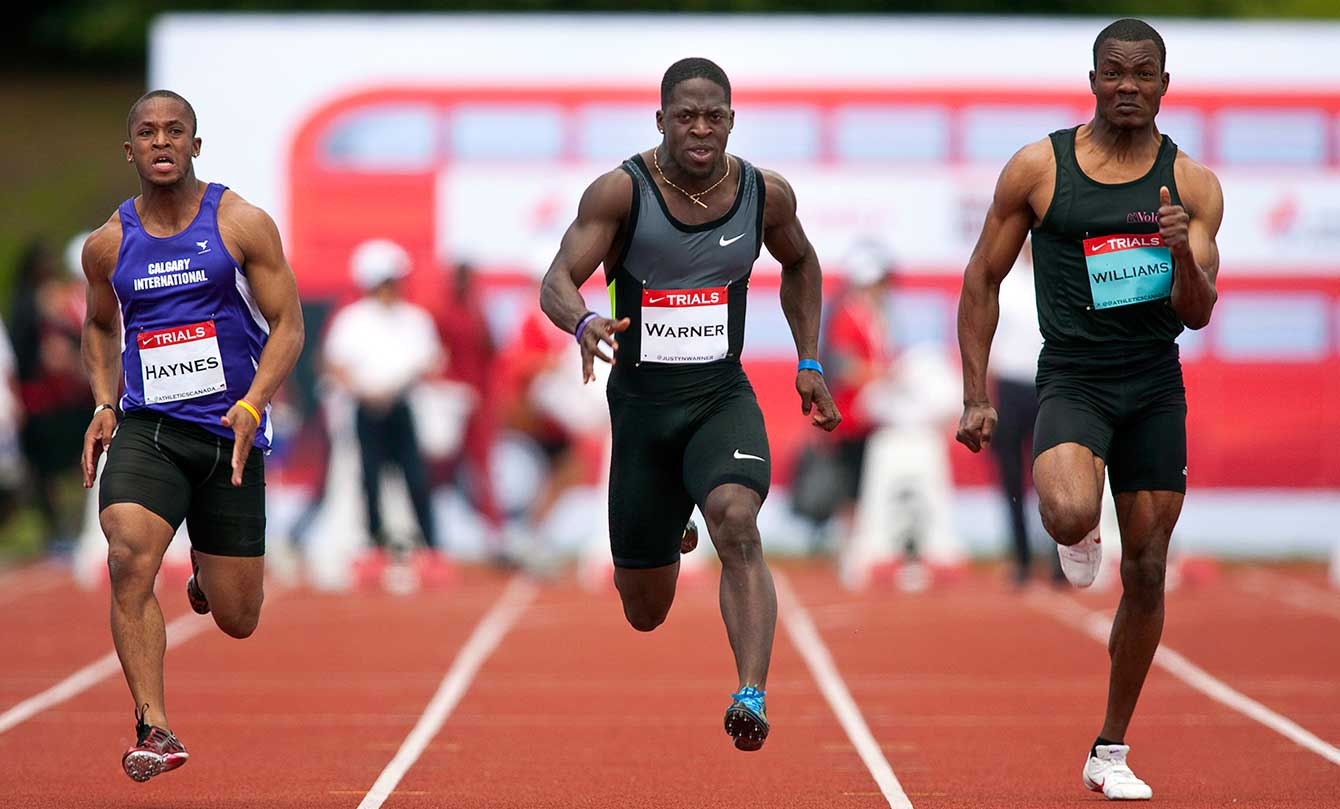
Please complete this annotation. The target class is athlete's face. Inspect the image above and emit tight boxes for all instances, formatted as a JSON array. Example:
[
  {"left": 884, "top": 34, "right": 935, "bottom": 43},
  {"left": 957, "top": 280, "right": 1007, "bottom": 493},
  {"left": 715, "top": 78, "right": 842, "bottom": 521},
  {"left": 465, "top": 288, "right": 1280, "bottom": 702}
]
[
  {"left": 124, "top": 97, "right": 200, "bottom": 187},
  {"left": 656, "top": 78, "right": 733, "bottom": 179},
  {"left": 1089, "top": 39, "right": 1168, "bottom": 130}
]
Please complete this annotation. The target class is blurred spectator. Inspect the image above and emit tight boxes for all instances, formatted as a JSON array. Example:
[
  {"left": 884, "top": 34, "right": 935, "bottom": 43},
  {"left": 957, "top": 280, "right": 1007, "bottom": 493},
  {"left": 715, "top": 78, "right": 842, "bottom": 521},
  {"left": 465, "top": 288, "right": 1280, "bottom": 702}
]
[
  {"left": 8, "top": 237, "right": 91, "bottom": 549},
  {"left": 323, "top": 240, "right": 449, "bottom": 577},
  {"left": 0, "top": 314, "right": 23, "bottom": 520},
  {"left": 497, "top": 296, "right": 597, "bottom": 569},
  {"left": 987, "top": 240, "right": 1060, "bottom": 586},
  {"left": 822, "top": 239, "right": 893, "bottom": 523},
  {"left": 824, "top": 241, "right": 965, "bottom": 589},
  {"left": 433, "top": 260, "right": 504, "bottom": 549}
]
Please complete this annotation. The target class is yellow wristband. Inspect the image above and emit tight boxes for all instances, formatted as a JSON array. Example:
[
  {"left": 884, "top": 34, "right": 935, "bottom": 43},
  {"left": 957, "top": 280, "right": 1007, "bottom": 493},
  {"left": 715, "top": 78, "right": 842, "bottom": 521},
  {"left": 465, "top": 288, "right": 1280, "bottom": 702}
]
[{"left": 236, "top": 400, "right": 261, "bottom": 424}]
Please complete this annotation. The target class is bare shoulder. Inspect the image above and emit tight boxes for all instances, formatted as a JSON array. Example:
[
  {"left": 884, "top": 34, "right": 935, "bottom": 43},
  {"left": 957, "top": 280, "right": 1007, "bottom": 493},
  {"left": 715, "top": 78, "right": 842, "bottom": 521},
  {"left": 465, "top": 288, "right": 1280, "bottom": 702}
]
[
  {"left": 754, "top": 166, "right": 796, "bottom": 227},
  {"left": 1173, "top": 151, "right": 1223, "bottom": 214},
  {"left": 82, "top": 211, "right": 123, "bottom": 282},
  {"left": 579, "top": 167, "right": 633, "bottom": 220},
  {"left": 218, "top": 189, "right": 279, "bottom": 235},
  {"left": 1000, "top": 137, "right": 1055, "bottom": 190}
]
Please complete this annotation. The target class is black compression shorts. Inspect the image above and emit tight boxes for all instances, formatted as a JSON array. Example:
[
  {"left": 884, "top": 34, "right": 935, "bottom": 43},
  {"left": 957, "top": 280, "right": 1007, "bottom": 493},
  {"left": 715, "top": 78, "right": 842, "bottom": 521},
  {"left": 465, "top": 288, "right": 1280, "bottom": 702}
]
[
  {"left": 99, "top": 409, "right": 266, "bottom": 556},
  {"left": 1033, "top": 344, "right": 1187, "bottom": 494},
  {"left": 606, "top": 368, "right": 771, "bottom": 569}
]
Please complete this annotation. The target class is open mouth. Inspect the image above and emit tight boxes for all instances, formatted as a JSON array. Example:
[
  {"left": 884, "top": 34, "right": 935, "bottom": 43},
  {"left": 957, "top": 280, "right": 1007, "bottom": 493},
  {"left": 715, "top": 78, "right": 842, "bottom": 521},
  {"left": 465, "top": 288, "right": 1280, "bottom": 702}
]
[
  {"left": 151, "top": 154, "right": 176, "bottom": 172},
  {"left": 685, "top": 145, "right": 715, "bottom": 165}
]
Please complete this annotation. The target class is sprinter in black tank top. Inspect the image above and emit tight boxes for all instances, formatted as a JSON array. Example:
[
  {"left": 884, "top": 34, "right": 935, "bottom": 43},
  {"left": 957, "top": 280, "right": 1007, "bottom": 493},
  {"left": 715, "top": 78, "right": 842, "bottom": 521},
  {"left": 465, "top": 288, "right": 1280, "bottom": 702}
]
[
  {"left": 539, "top": 58, "right": 840, "bottom": 753},
  {"left": 955, "top": 20, "right": 1222, "bottom": 801}
]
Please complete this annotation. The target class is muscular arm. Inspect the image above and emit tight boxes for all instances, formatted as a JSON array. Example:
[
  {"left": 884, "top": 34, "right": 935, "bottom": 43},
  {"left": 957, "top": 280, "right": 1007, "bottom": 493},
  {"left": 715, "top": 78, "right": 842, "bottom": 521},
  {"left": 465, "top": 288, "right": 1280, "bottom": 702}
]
[
  {"left": 955, "top": 141, "right": 1047, "bottom": 450},
  {"left": 539, "top": 169, "right": 632, "bottom": 382},
  {"left": 1166, "top": 158, "right": 1223, "bottom": 330},
  {"left": 761, "top": 169, "right": 839, "bottom": 430},
  {"left": 762, "top": 171, "right": 822, "bottom": 365},
  {"left": 221, "top": 196, "right": 305, "bottom": 412},
  {"left": 81, "top": 219, "right": 124, "bottom": 408},
  {"left": 540, "top": 170, "right": 630, "bottom": 333},
  {"left": 958, "top": 143, "right": 1045, "bottom": 406},
  {"left": 80, "top": 217, "right": 124, "bottom": 486}
]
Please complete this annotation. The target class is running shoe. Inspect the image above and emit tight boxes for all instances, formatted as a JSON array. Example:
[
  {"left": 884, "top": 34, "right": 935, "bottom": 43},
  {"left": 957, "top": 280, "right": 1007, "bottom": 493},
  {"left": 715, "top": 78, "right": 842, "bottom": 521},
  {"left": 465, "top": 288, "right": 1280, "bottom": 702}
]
[
  {"left": 1082, "top": 743, "right": 1152, "bottom": 800},
  {"left": 185, "top": 549, "right": 210, "bottom": 615},
  {"left": 724, "top": 686, "right": 769, "bottom": 751},
  {"left": 681, "top": 519, "right": 699, "bottom": 554},
  {"left": 1057, "top": 528, "right": 1102, "bottom": 588},
  {"left": 122, "top": 706, "right": 189, "bottom": 782}
]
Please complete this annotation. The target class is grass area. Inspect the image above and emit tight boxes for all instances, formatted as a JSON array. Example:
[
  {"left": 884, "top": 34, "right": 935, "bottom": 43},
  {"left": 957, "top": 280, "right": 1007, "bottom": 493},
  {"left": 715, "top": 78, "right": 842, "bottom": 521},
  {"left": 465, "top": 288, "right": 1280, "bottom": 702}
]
[
  {"left": 1, "top": 72, "right": 143, "bottom": 309},
  {"left": 0, "top": 506, "right": 45, "bottom": 561}
]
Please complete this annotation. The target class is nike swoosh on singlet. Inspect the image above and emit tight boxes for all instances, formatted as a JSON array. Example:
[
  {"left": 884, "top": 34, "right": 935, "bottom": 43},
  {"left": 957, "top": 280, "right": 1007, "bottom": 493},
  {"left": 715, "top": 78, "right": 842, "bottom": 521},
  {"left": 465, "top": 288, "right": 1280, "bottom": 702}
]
[
  {"left": 648, "top": 296, "right": 666, "bottom": 303},
  {"left": 733, "top": 449, "right": 765, "bottom": 462},
  {"left": 719, "top": 233, "right": 746, "bottom": 247}
]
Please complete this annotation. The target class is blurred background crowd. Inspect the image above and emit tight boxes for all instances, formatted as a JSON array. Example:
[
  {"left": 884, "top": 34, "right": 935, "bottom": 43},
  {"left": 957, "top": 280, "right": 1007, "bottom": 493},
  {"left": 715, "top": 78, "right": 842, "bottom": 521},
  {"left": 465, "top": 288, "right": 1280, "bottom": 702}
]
[{"left": 4, "top": 2, "right": 1339, "bottom": 594}]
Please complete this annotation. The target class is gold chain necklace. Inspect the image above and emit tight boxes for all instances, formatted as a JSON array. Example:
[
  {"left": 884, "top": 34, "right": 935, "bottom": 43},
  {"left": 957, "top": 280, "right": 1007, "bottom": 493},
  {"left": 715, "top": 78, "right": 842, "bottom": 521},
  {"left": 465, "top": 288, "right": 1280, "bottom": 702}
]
[{"left": 653, "top": 147, "right": 731, "bottom": 209}]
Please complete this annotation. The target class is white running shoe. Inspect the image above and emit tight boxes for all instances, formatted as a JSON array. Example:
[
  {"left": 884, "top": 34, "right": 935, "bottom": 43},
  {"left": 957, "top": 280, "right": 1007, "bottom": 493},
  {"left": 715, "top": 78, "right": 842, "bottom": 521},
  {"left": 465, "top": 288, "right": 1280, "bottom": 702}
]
[
  {"left": 1083, "top": 744, "right": 1152, "bottom": 800},
  {"left": 1057, "top": 527, "right": 1102, "bottom": 588}
]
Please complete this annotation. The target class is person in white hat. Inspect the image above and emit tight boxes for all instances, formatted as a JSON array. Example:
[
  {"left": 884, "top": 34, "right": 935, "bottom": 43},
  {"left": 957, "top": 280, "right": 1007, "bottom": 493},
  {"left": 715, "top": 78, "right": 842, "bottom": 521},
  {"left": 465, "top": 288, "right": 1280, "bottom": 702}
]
[{"left": 323, "top": 239, "right": 448, "bottom": 579}]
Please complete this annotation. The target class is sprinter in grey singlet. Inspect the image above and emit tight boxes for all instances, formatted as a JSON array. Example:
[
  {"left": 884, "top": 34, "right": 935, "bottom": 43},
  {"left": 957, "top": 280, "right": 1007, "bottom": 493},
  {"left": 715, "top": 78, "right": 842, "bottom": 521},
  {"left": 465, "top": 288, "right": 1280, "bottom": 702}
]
[
  {"left": 539, "top": 58, "right": 840, "bottom": 753},
  {"left": 955, "top": 20, "right": 1223, "bottom": 800}
]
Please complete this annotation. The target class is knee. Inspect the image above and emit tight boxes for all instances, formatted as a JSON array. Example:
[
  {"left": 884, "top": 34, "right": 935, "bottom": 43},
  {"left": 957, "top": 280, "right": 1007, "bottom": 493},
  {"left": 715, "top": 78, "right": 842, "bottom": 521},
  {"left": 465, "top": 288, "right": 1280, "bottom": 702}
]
[
  {"left": 705, "top": 499, "right": 762, "bottom": 566},
  {"left": 105, "top": 539, "right": 159, "bottom": 593},
  {"left": 215, "top": 598, "right": 263, "bottom": 639},
  {"left": 622, "top": 600, "right": 669, "bottom": 633},
  {"left": 1121, "top": 551, "right": 1167, "bottom": 609},
  {"left": 1038, "top": 497, "right": 1100, "bottom": 546}
]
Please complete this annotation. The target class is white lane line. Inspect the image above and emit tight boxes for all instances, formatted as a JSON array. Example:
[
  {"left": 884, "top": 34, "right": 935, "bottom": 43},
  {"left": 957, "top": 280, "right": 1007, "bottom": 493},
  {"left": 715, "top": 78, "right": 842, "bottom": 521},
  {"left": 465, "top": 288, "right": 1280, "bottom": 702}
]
[
  {"left": 1029, "top": 592, "right": 1340, "bottom": 767},
  {"left": 0, "top": 610, "right": 212, "bottom": 735},
  {"left": 775, "top": 570, "right": 914, "bottom": 809},
  {"left": 1235, "top": 570, "right": 1340, "bottom": 622},
  {"left": 357, "top": 576, "right": 538, "bottom": 809}
]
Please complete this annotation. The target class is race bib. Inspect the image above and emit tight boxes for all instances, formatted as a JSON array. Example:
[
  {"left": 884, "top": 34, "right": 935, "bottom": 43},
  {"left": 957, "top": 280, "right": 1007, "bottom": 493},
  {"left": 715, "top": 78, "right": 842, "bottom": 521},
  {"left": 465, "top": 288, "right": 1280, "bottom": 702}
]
[
  {"left": 1083, "top": 233, "right": 1173, "bottom": 310},
  {"left": 641, "top": 286, "right": 729, "bottom": 363},
  {"left": 138, "top": 320, "right": 227, "bottom": 404}
]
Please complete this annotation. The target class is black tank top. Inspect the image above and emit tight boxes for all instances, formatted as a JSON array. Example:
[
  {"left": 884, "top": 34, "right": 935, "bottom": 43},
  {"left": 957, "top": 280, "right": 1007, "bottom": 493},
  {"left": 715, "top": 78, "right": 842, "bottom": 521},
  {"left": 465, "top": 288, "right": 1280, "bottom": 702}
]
[
  {"left": 606, "top": 153, "right": 766, "bottom": 397},
  {"left": 1031, "top": 127, "right": 1184, "bottom": 355}
]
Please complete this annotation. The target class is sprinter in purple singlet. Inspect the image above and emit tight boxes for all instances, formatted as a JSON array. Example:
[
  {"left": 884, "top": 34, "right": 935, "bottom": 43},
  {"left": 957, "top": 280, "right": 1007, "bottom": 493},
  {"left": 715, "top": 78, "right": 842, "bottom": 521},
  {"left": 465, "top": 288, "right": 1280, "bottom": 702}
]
[{"left": 80, "top": 90, "right": 304, "bottom": 782}]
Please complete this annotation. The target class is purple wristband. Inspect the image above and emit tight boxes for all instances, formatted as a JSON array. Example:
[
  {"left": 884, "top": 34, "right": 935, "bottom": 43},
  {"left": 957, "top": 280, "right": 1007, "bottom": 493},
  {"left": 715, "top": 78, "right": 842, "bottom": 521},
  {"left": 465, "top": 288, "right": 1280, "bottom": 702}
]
[{"left": 574, "top": 312, "right": 600, "bottom": 344}]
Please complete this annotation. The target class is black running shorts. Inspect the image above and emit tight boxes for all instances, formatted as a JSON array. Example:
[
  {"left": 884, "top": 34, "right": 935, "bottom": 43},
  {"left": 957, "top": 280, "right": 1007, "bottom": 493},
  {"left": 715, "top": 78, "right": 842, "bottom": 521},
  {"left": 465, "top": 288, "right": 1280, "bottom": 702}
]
[
  {"left": 606, "top": 368, "right": 771, "bottom": 569},
  {"left": 99, "top": 409, "right": 266, "bottom": 556},
  {"left": 1033, "top": 344, "right": 1187, "bottom": 494}
]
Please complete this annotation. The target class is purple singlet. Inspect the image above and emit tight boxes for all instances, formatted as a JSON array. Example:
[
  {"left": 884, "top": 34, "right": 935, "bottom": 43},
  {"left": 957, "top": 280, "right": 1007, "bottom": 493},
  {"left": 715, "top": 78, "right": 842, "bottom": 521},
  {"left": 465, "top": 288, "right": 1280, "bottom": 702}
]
[{"left": 113, "top": 182, "right": 272, "bottom": 449}]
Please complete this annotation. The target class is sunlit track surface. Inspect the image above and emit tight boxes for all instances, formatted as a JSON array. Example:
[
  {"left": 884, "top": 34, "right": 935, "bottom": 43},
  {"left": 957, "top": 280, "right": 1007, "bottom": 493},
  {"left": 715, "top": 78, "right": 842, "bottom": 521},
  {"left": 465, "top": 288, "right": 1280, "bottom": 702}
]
[{"left": 0, "top": 561, "right": 1336, "bottom": 807}]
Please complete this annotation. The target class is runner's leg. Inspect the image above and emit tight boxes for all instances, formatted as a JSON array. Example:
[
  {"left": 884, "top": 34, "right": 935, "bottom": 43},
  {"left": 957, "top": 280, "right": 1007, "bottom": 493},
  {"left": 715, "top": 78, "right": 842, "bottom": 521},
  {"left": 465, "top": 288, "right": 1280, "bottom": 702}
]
[
  {"left": 703, "top": 483, "right": 775, "bottom": 688},
  {"left": 1034, "top": 442, "right": 1105, "bottom": 545},
  {"left": 103, "top": 503, "right": 176, "bottom": 729},
  {"left": 1100, "top": 489, "right": 1182, "bottom": 741}
]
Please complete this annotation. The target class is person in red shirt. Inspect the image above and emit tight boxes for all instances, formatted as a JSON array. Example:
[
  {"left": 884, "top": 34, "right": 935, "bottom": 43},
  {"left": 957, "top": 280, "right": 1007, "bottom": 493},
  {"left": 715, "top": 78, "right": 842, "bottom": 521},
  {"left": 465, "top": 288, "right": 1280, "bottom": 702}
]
[
  {"left": 822, "top": 241, "right": 893, "bottom": 512},
  {"left": 434, "top": 261, "right": 503, "bottom": 541}
]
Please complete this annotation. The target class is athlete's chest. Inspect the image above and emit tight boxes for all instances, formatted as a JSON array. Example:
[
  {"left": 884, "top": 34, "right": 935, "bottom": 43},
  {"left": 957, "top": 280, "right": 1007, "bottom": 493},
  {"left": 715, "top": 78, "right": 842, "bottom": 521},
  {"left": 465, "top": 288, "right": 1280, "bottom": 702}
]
[{"left": 114, "top": 234, "right": 238, "bottom": 303}]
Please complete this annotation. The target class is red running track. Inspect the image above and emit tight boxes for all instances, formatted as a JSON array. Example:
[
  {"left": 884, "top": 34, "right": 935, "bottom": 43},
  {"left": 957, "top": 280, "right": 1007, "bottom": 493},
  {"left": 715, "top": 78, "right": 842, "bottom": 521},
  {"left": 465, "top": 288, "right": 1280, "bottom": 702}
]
[{"left": 0, "top": 560, "right": 1337, "bottom": 807}]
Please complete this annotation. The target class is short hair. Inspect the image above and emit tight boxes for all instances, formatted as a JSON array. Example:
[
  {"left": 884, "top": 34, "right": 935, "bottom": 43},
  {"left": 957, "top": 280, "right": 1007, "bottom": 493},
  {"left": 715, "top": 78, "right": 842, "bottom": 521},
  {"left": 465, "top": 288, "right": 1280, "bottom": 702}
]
[
  {"left": 1093, "top": 19, "right": 1166, "bottom": 71},
  {"left": 661, "top": 58, "right": 731, "bottom": 109},
  {"left": 126, "top": 90, "right": 198, "bottom": 137}
]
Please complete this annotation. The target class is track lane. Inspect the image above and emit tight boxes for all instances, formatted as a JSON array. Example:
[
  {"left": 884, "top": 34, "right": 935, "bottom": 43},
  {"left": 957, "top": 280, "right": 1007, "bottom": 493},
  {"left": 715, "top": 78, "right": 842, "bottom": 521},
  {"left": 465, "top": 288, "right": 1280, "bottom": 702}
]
[
  {"left": 785, "top": 564, "right": 1340, "bottom": 808},
  {"left": 384, "top": 568, "right": 901, "bottom": 808},
  {"left": 0, "top": 570, "right": 513, "bottom": 808}
]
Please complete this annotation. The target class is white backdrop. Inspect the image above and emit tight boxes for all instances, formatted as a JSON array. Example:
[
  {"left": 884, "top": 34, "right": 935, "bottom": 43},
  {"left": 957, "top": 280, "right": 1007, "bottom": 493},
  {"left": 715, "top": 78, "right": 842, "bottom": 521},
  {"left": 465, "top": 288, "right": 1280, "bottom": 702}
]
[{"left": 151, "top": 13, "right": 1340, "bottom": 251}]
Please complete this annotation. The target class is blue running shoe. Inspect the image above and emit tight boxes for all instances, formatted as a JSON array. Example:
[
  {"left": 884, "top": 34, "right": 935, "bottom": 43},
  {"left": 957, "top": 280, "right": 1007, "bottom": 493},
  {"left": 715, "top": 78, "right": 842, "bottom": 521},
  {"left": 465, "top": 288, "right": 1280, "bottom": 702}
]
[{"left": 724, "top": 686, "right": 769, "bottom": 751}]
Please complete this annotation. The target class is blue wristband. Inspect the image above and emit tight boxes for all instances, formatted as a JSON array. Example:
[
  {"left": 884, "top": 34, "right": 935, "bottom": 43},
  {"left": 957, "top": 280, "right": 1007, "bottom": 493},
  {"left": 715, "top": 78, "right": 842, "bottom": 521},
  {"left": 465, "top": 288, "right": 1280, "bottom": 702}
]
[{"left": 798, "top": 359, "right": 824, "bottom": 375}]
